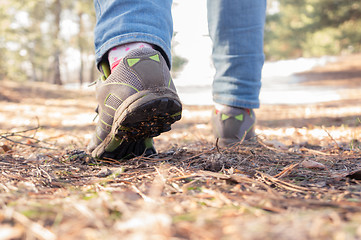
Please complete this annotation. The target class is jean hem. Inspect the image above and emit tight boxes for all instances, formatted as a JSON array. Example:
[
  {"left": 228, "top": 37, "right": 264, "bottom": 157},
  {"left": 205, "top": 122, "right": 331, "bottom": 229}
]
[
  {"left": 213, "top": 96, "right": 260, "bottom": 109},
  {"left": 95, "top": 32, "right": 171, "bottom": 68}
]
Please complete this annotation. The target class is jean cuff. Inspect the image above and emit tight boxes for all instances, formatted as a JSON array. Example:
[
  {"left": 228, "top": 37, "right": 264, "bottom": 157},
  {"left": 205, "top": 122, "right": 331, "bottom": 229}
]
[
  {"left": 95, "top": 32, "right": 171, "bottom": 70},
  {"left": 213, "top": 96, "right": 260, "bottom": 109}
]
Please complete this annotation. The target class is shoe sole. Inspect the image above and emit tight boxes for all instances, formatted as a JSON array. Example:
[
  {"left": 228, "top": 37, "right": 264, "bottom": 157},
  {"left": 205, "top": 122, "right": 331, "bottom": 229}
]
[
  {"left": 118, "top": 97, "right": 182, "bottom": 139},
  {"left": 91, "top": 88, "right": 182, "bottom": 158}
]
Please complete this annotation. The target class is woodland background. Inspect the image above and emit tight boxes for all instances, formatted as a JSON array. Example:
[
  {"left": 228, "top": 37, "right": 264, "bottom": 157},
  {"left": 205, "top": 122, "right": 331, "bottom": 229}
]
[{"left": 1, "top": 0, "right": 361, "bottom": 84}]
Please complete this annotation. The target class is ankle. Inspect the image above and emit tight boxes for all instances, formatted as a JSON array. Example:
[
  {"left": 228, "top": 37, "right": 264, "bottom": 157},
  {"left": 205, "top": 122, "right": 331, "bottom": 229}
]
[
  {"left": 108, "top": 42, "right": 153, "bottom": 71},
  {"left": 214, "top": 103, "right": 251, "bottom": 115}
]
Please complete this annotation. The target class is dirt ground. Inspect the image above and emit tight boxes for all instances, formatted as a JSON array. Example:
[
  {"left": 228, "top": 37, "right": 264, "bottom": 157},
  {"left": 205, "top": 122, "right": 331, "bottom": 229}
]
[{"left": 0, "top": 54, "right": 361, "bottom": 239}]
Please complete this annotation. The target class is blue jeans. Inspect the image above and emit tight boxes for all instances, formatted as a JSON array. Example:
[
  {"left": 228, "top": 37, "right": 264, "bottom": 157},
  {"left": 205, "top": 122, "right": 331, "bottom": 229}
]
[{"left": 94, "top": 0, "right": 266, "bottom": 109}]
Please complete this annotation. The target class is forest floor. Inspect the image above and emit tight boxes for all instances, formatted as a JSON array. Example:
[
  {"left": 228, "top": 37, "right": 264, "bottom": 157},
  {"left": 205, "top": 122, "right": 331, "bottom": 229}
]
[{"left": 1, "top": 54, "right": 361, "bottom": 240}]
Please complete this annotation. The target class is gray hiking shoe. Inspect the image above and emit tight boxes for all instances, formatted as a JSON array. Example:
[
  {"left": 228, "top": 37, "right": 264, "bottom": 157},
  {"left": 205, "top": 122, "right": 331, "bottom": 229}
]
[
  {"left": 88, "top": 48, "right": 182, "bottom": 159},
  {"left": 212, "top": 106, "right": 256, "bottom": 147}
]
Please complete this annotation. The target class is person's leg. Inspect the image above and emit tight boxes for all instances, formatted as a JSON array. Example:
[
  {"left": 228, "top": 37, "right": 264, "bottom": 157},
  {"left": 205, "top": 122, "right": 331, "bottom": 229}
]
[
  {"left": 89, "top": 0, "right": 182, "bottom": 159},
  {"left": 207, "top": 0, "right": 267, "bottom": 146},
  {"left": 94, "top": 0, "right": 174, "bottom": 68}
]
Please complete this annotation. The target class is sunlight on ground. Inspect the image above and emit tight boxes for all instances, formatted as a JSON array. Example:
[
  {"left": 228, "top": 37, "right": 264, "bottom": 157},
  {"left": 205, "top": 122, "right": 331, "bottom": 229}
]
[
  {"left": 257, "top": 127, "right": 359, "bottom": 146},
  {"left": 61, "top": 113, "right": 94, "bottom": 127},
  {"left": 181, "top": 109, "right": 211, "bottom": 119}
]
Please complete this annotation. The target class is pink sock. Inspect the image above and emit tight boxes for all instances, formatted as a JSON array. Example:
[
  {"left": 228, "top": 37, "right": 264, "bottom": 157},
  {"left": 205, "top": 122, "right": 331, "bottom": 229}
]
[
  {"left": 214, "top": 103, "right": 251, "bottom": 115},
  {"left": 108, "top": 42, "right": 153, "bottom": 71}
]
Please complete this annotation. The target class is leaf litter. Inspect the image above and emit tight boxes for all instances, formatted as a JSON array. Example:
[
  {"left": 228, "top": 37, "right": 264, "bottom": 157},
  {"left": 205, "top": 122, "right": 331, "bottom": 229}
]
[{"left": 1, "top": 79, "right": 361, "bottom": 239}]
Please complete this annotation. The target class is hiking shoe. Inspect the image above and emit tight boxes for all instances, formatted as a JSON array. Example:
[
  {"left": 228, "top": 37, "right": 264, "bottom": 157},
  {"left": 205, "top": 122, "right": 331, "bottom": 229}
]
[
  {"left": 212, "top": 106, "right": 256, "bottom": 147},
  {"left": 88, "top": 48, "right": 182, "bottom": 159}
]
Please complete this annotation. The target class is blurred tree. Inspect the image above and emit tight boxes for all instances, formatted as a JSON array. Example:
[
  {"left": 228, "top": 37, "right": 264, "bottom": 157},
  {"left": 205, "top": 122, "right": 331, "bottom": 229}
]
[
  {"left": 0, "top": 0, "right": 96, "bottom": 84},
  {"left": 265, "top": 0, "right": 361, "bottom": 60},
  {"left": 2, "top": 0, "right": 359, "bottom": 83},
  {"left": 171, "top": 33, "right": 188, "bottom": 78},
  {"left": 0, "top": 1, "right": 47, "bottom": 82},
  {"left": 0, "top": 1, "right": 11, "bottom": 80},
  {"left": 50, "top": 0, "right": 62, "bottom": 85},
  {"left": 74, "top": 0, "right": 96, "bottom": 85},
  {"left": 24, "top": 1, "right": 48, "bottom": 82}
]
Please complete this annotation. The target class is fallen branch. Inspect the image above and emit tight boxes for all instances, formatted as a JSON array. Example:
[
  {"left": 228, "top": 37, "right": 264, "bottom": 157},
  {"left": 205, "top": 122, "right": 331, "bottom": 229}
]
[
  {"left": 257, "top": 171, "right": 316, "bottom": 193},
  {"left": 1, "top": 135, "right": 57, "bottom": 150},
  {"left": 273, "top": 163, "right": 300, "bottom": 178},
  {"left": 322, "top": 126, "right": 341, "bottom": 150},
  {"left": 1, "top": 125, "right": 58, "bottom": 150},
  {"left": 0, "top": 126, "right": 40, "bottom": 136}
]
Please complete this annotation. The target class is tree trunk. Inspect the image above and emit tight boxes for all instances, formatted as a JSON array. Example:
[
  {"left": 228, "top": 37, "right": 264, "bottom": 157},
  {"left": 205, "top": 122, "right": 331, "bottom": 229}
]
[
  {"left": 52, "top": 0, "right": 62, "bottom": 85},
  {"left": 78, "top": 11, "right": 84, "bottom": 86},
  {"left": 28, "top": 49, "right": 38, "bottom": 82},
  {"left": 53, "top": 50, "right": 62, "bottom": 85},
  {"left": 90, "top": 58, "right": 96, "bottom": 83}
]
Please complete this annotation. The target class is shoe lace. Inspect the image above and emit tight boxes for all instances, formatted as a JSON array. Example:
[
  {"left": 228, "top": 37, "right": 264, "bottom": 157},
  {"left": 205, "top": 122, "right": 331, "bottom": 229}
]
[
  {"left": 88, "top": 74, "right": 105, "bottom": 87},
  {"left": 88, "top": 79, "right": 98, "bottom": 87},
  {"left": 92, "top": 105, "right": 99, "bottom": 122}
]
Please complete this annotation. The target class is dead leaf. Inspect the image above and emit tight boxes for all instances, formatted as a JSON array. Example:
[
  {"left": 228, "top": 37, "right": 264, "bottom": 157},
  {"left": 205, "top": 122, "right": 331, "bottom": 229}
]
[
  {"left": 1, "top": 144, "right": 11, "bottom": 152},
  {"left": 301, "top": 160, "right": 327, "bottom": 170},
  {"left": 26, "top": 139, "right": 35, "bottom": 145}
]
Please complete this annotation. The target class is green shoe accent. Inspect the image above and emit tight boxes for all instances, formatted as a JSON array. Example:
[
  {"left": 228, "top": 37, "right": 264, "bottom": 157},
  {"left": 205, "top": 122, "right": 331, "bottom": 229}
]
[
  {"left": 221, "top": 114, "right": 230, "bottom": 121},
  {"left": 96, "top": 133, "right": 104, "bottom": 143},
  {"left": 127, "top": 58, "right": 141, "bottom": 67},
  {"left": 144, "top": 138, "right": 154, "bottom": 149},
  {"left": 170, "top": 111, "right": 182, "bottom": 118},
  {"left": 119, "top": 125, "right": 131, "bottom": 131},
  {"left": 235, "top": 114, "right": 244, "bottom": 121},
  {"left": 103, "top": 82, "right": 140, "bottom": 93},
  {"left": 101, "top": 62, "right": 111, "bottom": 79},
  {"left": 104, "top": 94, "right": 117, "bottom": 111},
  {"left": 149, "top": 54, "right": 160, "bottom": 62},
  {"left": 105, "top": 135, "right": 124, "bottom": 152},
  {"left": 100, "top": 119, "right": 112, "bottom": 127},
  {"left": 168, "top": 77, "right": 172, "bottom": 88},
  {"left": 246, "top": 123, "right": 255, "bottom": 135}
]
